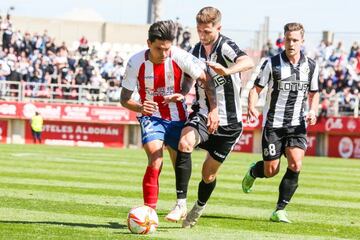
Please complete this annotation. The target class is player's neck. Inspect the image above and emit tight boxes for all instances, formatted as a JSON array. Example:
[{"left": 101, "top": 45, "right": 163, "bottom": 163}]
[
  {"left": 203, "top": 34, "right": 219, "bottom": 57},
  {"left": 285, "top": 52, "right": 301, "bottom": 65}
]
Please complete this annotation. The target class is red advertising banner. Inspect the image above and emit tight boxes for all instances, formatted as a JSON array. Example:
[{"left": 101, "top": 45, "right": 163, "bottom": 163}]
[
  {"left": 308, "top": 117, "right": 360, "bottom": 134},
  {"left": 25, "top": 121, "right": 124, "bottom": 147},
  {"left": 233, "top": 131, "right": 254, "bottom": 153},
  {"left": 328, "top": 135, "right": 360, "bottom": 159},
  {"left": 0, "top": 101, "right": 138, "bottom": 124},
  {"left": 306, "top": 133, "right": 317, "bottom": 156},
  {"left": 242, "top": 115, "right": 262, "bottom": 130},
  {"left": 0, "top": 120, "right": 7, "bottom": 143}
]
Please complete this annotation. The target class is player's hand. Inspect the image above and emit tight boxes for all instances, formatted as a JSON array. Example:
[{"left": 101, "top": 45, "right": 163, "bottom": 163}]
[
  {"left": 162, "top": 93, "right": 185, "bottom": 104},
  {"left": 247, "top": 107, "right": 259, "bottom": 123},
  {"left": 140, "top": 100, "right": 158, "bottom": 115},
  {"left": 206, "top": 61, "right": 229, "bottom": 76},
  {"left": 207, "top": 108, "right": 219, "bottom": 134},
  {"left": 306, "top": 110, "right": 317, "bottom": 125}
]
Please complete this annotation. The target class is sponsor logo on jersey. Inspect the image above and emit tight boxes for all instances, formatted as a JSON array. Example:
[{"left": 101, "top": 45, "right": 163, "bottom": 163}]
[{"left": 278, "top": 74, "right": 308, "bottom": 91}]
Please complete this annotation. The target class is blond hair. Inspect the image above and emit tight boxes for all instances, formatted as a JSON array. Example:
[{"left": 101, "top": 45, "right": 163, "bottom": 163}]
[
  {"left": 196, "top": 6, "right": 221, "bottom": 25},
  {"left": 284, "top": 22, "right": 304, "bottom": 37}
]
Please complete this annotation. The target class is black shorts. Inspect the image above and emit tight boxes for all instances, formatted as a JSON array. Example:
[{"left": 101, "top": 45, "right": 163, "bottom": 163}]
[
  {"left": 185, "top": 112, "right": 243, "bottom": 163},
  {"left": 261, "top": 124, "right": 307, "bottom": 161}
]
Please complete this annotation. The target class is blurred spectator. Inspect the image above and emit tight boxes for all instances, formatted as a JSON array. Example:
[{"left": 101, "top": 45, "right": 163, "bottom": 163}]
[
  {"left": 30, "top": 111, "right": 43, "bottom": 144},
  {"left": 1, "top": 14, "right": 13, "bottom": 51},
  {"left": 275, "top": 33, "right": 284, "bottom": 52},
  {"left": 175, "top": 17, "right": 183, "bottom": 46},
  {"left": 348, "top": 41, "right": 359, "bottom": 60},
  {"left": 320, "top": 79, "right": 336, "bottom": 117},
  {"left": 261, "top": 40, "right": 277, "bottom": 58},
  {"left": 180, "top": 28, "right": 192, "bottom": 52},
  {"left": 0, "top": 58, "right": 11, "bottom": 98},
  {"left": 78, "top": 36, "right": 89, "bottom": 55}
]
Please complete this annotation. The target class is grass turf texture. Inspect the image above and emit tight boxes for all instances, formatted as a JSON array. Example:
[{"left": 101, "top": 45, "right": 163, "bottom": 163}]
[{"left": 0, "top": 144, "right": 359, "bottom": 239}]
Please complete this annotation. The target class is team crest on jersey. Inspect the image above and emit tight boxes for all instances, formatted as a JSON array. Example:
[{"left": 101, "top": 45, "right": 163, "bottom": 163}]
[{"left": 301, "top": 65, "right": 310, "bottom": 75}]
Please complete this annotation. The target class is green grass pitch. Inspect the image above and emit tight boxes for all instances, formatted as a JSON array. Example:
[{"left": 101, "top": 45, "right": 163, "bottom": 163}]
[{"left": 0, "top": 144, "right": 359, "bottom": 239}]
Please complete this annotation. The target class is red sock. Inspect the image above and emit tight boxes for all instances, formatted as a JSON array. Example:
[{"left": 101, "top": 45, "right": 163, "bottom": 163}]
[{"left": 143, "top": 166, "right": 160, "bottom": 209}]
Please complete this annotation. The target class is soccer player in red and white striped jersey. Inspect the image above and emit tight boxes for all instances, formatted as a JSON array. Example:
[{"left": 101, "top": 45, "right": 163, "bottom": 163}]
[{"left": 120, "top": 20, "right": 218, "bottom": 210}]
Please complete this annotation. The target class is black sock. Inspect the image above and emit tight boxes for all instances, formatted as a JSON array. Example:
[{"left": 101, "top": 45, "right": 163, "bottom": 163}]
[
  {"left": 276, "top": 168, "right": 299, "bottom": 210},
  {"left": 197, "top": 179, "right": 216, "bottom": 206},
  {"left": 175, "top": 151, "right": 192, "bottom": 199},
  {"left": 251, "top": 160, "right": 265, "bottom": 178}
]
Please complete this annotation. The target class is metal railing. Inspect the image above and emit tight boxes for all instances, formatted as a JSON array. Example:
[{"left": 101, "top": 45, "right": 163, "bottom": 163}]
[
  {"left": 0, "top": 81, "right": 121, "bottom": 105},
  {"left": 0, "top": 81, "right": 359, "bottom": 117}
]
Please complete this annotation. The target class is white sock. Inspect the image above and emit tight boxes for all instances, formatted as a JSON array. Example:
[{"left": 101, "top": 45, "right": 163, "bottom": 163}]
[{"left": 177, "top": 198, "right": 186, "bottom": 206}]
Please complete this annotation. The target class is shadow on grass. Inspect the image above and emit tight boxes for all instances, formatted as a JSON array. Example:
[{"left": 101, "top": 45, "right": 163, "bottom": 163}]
[{"left": 0, "top": 220, "right": 126, "bottom": 229}]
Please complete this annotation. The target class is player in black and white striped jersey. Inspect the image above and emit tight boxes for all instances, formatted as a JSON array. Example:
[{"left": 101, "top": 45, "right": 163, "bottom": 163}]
[
  {"left": 242, "top": 22, "right": 320, "bottom": 223},
  {"left": 165, "top": 6, "right": 254, "bottom": 226}
]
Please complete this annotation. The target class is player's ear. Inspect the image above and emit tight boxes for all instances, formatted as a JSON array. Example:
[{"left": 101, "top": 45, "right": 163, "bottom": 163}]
[{"left": 217, "top": 24, "right": 222, "bottom": 32}]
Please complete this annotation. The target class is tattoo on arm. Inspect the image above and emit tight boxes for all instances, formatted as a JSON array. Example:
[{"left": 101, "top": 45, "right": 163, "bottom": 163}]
[
  {"left": 204, "top": 77, "right": 217, "bottom": 110},
  {"left": 181, "top": 75, "right": 194, "bottom": 96}
]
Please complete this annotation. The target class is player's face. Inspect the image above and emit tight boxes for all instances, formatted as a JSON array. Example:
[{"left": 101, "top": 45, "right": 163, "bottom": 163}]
[
  {"left": 197, "top": 22, "right": 221, "bottom": 46},
  {"left": 147, "top": 39, "right": 172, "bottom": 64},
  {"left": 284, "top": 30, "right": 304, "bottom": 58}
]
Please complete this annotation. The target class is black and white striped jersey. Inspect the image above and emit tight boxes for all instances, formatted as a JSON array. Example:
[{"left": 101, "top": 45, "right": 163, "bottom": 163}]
[
  {"left": 255, "top": 51, "right": 319, "bottom": 128},
  {"left": 191, "top": 34, "right": 246, "bottom": 126}
]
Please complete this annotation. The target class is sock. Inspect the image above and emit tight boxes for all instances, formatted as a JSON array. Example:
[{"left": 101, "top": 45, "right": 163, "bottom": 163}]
[
  {"left": 197, "top": 179, "right": 216, "bottom": 206},
  {"left": 175, "top": 151, "right": 192, "bottom": 199},
  {"left": 143, "top": 166, "right": 160, "bottom": 209},
  {"left": 176, "top": 198, "right": 186, "bottom": 207},
  {"left": 276, "top": 168, "right": 300, "bottom": 210},
  {"left": 251, "top": 160, "right": 265, "bottom": 178}
]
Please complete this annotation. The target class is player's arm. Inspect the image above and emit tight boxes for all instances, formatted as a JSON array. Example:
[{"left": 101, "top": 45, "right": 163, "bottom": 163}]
[
  {"left": 247, "top": 85, "right": 263, "bottom": 122},
  {"left": 307, "top": 91, "right": 319, "bottom": 126},
  {"left": 120, "top": 88, "right": 158, "bottom": 115},
  {"left": 203, "top": 72, "right": 219, "bottom": 134},
  {"left": 121, "top": 58, "right": 158, "bottom": 115},
  {"left": 306, "top": 62, "right": 320, "bottom": 125},
  {"left": 206, "top": 55, "right": 254, "bottom": 76},
  {"left": 247, "top": 59, "right": 271, "bottom": 122},
  {"left": 163, "top": 73, "right": 197, "bottom": 104}
]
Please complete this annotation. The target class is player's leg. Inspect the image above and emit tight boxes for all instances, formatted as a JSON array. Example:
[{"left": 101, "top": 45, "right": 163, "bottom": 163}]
[
  {"left": 166, "top": 113, "right": 207, "bottom": 222},
  {"left": 242, "top": 127, "right": 282, "bottom": 193},
  {"left": 182, "top": 154, "right": 221, "bottom": 228},
  {"left": 271, "top": 125, "right": 307, "bottom": 223},
  {"left": 164, "top": 119, "right": 188, "bottom": 222},
  {"left": 138, "top": 116, "right": 166, "bottom": 209},
  {"left": 165, "top": 126, "right": 201, "bottom": 222},
  {"left": 142, "top": 140, "right": 164, "bottom": 209},
  {"left": 183, "top": 122, "right": 242, "bottom": 228}
]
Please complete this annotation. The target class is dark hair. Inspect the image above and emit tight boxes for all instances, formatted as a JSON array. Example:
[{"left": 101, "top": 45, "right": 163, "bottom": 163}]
[{"left": 148, "top": 20, "right": 176, "bottom": 43}]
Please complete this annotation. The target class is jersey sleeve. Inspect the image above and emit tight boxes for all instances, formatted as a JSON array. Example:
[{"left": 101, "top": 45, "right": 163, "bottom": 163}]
[
  {"left": 309, "top": 62, "right": 319, "bottom": 92},
  {"left": 121, "top": 57, "right": 138, "bottom": 91},
  {"left": 254, "top": 58, "right": 271, "bottom": 88},
  {"left": 173, "top": 47, "right": 204, "bottom": 80},
  {"left": 222, "top": 40, "right": 247, "bottom": 63}
]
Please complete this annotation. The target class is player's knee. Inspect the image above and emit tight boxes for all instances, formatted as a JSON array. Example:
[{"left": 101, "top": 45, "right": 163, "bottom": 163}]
[
  {"left": 178, "top": 136, "right": 195, "bottom": 153},
  {"left": 148, "top": 158, "right": 163, "bottom": 169},
  {"left": 202, "top": 174, "right": 216, "bottom": 184},
  {"left": 288, "top": 161, "right": 302, "bottom": 172},
  {"left": 264, "top": 165, "right": 279, "bottom": 177}
]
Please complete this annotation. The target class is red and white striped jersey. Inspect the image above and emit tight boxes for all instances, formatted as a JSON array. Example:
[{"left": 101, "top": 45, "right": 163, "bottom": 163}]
[{"left": 122, "top": 46, "right": 204, "bottom": 121}]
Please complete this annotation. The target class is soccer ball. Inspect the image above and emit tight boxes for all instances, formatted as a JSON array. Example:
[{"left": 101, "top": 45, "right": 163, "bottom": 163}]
[{"left": 127, "top": 205, "right": 159, "bottom": 234}]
